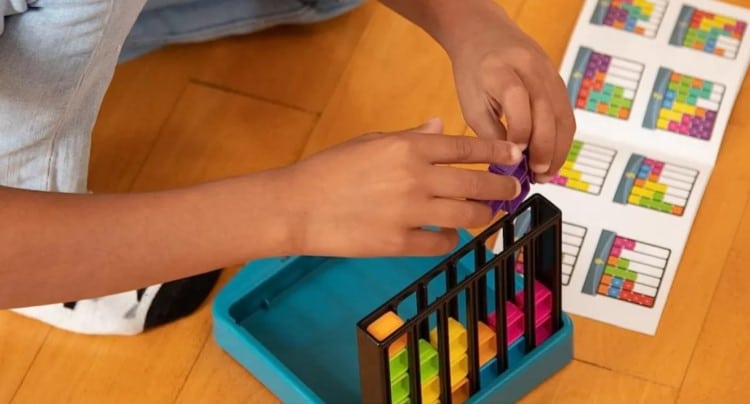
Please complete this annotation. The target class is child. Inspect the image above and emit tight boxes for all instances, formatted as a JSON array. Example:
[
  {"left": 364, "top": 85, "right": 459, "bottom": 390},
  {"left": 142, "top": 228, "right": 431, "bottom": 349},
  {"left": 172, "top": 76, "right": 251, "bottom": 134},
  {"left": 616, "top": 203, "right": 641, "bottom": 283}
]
[{"left": 0, "top": 0, "right": 575, "bottom": 335}]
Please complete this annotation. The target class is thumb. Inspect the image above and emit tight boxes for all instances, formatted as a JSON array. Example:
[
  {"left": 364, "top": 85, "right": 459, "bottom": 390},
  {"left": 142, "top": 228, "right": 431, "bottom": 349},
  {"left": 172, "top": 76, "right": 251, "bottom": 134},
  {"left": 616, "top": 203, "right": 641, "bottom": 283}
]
[{"left": 412, "top": 117, "right": 444, "bottom": 134}]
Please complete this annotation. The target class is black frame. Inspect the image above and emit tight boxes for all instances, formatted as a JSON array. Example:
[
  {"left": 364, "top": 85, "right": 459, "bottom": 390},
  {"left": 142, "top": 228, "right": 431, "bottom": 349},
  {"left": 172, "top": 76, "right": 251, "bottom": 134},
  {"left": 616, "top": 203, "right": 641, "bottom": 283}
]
[{"left": 356, "top": 194, "right": 564, "bottom": 404}]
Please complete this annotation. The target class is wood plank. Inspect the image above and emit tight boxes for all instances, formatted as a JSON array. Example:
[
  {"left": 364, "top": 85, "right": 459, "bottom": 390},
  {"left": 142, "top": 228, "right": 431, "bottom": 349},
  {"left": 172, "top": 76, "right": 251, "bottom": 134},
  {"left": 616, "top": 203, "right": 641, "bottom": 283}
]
[
  {"left": 11, "top": 84, "right": 316, "bottom": 403},
  {"left": 0, "top": 313, "right": 49, "bottom": 403},
  {"left": 517, "top": 0, "right": 750, "bottom": 387},
  {"left": 677, "top": 199, "right": 750, "bottom": 402},
  {"left": 129, "top": 85, "right": 316, "bottom": 191},
  {"left": 185, "top": 2, "right": 376, "bottom": 113},
  {"left": 521, "top": 360, "right": 677, "bottom": 403},
  {"left": 175, "top": 338, "right": 279, "bottom": 404},
  {"left": 300, "top": 0, "right": 526, "bottom": 157},
  {"left": 299, "top": 4, "right": 454, "bottom": 155},
  {"left": 87, "top": 47, "right": 194, "bottom": 193}
]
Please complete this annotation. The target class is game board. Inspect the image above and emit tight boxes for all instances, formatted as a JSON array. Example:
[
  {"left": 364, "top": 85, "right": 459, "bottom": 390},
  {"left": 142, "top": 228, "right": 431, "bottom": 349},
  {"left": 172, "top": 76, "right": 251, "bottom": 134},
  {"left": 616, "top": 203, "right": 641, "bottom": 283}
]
[{"left": 495, "top": 0, "right": 750, "bottom": 335}]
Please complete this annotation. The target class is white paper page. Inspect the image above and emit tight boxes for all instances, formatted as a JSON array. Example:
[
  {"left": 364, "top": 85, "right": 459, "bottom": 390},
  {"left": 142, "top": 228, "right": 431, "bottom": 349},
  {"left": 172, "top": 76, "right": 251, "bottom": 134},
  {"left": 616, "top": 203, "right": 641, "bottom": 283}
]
[
  {"left": 494, "top": 135, "right": 712, "bottom": 334},
  {"left": 492, "top": 0, "right": 750, "bottom": 334},
  {"left": 559, "top": 0, "right": 750, "bottom": 165}
]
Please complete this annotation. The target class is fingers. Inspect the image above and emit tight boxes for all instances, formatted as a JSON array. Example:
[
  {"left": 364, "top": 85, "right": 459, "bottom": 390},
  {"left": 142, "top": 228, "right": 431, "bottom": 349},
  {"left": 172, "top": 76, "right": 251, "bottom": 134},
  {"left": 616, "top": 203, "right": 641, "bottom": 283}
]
[
  {"left": 527, "top": 85, "right": 557, "bottom": 175},
  {"left": 480, "top": 67, "right": 532, "bottom": 146},
  {"left": 464, "top": 99, "right": 508, "bottom": 140},
  {"left": 426, "top": 166, "right": 520, "bottom": 201},
  {"left": 412, "top": 117, "right": 444, "bottom": 134},
  {"left": 414, "top": 133, "right": 522, "bottom": 165},
  {"left": 402, "top": 227, "right": 460, "bottom": 256},
  {"left": 542, "top": 74, "right": 577, "bottom": 179},
  {"left": 514, "top": 66, "right": 575, "bottom": 180},
  {"left": 414, "top": 198, "right": 496, "bottom": 230}
]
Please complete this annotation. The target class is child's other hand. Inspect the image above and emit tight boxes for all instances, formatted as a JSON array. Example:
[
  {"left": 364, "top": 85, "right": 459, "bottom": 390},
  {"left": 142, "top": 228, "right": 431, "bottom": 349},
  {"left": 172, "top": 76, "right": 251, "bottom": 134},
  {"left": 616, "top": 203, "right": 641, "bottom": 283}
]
[
  {"left": 445, "top": 2, "right": 576, "bottom": 182},
  {"left": 281, "top": 118, "right": 521, "bottom": 257}
]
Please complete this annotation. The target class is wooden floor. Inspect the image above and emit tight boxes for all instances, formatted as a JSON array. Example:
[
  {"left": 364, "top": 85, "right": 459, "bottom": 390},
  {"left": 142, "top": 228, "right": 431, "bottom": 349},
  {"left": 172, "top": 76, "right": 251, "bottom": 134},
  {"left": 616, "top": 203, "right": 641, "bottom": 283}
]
[{"left": 3, "top": 0, "right": 750, "bottom": 402}]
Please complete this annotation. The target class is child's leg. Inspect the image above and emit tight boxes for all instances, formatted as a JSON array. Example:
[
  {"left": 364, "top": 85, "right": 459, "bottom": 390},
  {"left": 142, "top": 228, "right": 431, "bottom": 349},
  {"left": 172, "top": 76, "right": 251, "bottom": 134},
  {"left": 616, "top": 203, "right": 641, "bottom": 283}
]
[
  {"left": 0, "top": 0, "right": 219, "bottom": 335},
  {"left": 119, "top": 0, "right": 366, "bottom": 62}
]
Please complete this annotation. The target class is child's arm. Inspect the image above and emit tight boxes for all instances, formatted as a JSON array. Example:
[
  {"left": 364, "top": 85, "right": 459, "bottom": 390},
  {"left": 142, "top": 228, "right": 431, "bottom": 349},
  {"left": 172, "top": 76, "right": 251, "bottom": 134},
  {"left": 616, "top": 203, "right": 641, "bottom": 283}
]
[
  {"left": 0, "top": 119, "right": 522, "bottom": 309},
  {"left": 378, "top": 0, "right": 577, "bottom": 182}
]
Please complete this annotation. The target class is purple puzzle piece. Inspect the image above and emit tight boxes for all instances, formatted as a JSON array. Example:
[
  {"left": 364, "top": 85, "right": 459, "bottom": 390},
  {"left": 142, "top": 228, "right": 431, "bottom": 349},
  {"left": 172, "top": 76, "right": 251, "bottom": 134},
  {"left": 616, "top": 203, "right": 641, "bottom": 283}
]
[{"left": 486, "top": 151, "right": 533, "bottom": 215}]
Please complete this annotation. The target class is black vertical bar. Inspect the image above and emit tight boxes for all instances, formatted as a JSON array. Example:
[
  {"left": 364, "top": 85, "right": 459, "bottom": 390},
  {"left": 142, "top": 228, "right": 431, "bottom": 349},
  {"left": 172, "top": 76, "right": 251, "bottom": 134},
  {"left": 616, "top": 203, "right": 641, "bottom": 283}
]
[
  {"left": 437, "top": 306, "right": 453, "bottom": 404},
  {"left": 407, "top": 327, "right": 422, "bottom": 403},
  {"left": 523, "top": 239, "right": 537, "bottom": 352},
  {"left": 357, "top": 327, "right": 391, "bottom": 404},
  {"left": 417, "top": 284, "right": 430, "bottom": 339},
  {"left": 552, "top": 222, "right": 563, "bottom": 331},
  {"left": 502, "top": 221, "right": 516, "bottom": 301},
  {"left": 494, "top": 264, "right": 509, "bottom": 373},
  {"left": 446, "top": 261, "right": 459, "bottom": 319},
  {"left": 465, "top": 281, "right": 480, "bottom": 393},
  {"left": 474, "top": 243, "right": 488, "bottom": 322}
]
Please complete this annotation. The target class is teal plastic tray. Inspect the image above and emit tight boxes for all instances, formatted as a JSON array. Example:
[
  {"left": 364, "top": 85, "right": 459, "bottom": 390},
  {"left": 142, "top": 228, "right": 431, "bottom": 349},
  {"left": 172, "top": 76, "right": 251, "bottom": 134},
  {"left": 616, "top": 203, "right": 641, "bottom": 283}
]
[{"left": 212, "top": 224, "right": 573, "bottom": 402}]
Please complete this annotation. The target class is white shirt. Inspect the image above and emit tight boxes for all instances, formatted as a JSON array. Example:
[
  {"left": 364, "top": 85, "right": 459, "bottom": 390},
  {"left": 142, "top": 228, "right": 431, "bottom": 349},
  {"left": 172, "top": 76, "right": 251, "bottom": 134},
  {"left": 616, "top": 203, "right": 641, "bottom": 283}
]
[{"left": 1, "top": 0, "right": 34, "bottom": 35}]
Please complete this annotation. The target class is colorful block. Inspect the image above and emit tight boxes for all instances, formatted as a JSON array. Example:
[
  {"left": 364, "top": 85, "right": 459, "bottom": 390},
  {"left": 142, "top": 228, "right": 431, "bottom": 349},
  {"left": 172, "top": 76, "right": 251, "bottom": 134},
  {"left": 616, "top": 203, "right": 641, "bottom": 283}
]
[
  {"left": 452, "top": 378, "right": 470, "bottom": 404},
  {"left": 476, "top": 321, "right": 497, "bottom": 366},
  {"left": 670, "top": 5, "right": 746, "bottom": 59},
  {"left": 389, "top": 346, "right": 409, "bottom": 382},
  {"left": 514, "top": 279, "right": 552, "bottom": 318},
  {"left": 449, "top": 353, "right": 469, "bottom": 388},
  {"left": 643, "top": 67, "right": 724, "bottom": 141},
  {"left": 568, "top": 47, "right": 644, "bottom": 120},
  {"left": 388, "top": 339, "right": 439, "bottom": 383},
  {"left": 422, "top": 375, "right": 440, "bottom": 403},
  {"left": 551, "top": 139, "right": 616, "bottom": 196},
  {"left": 391, "top": 371, "right": 411, "bottom": 403},
  {"left": 367, "top": 310, "right": 407, "bottom": 357},
  {"left": 614, "top": 154, "right": 698, "bottom": 217},
  {"left": 582, "top": 230, "right": 671, "bottom": 308},
  {"left": 429, "top": 317, "right": 467, "bottom": 364},
  {"left": 488, "top": 301, "right": 525, "bottom": 345},
  {"left": 590, "top": 0, "right": 668, "bottom": 38},
  {"left": 535, "top": 317, "right": 554, "bottom": 345}
]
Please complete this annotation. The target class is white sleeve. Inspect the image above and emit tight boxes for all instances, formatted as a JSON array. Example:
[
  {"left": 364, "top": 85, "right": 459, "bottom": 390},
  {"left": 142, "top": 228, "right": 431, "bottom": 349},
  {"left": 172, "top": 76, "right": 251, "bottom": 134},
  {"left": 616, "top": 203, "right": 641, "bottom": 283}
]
[{"left": 1, "top": 0, "right": 34, "bottom": 35}]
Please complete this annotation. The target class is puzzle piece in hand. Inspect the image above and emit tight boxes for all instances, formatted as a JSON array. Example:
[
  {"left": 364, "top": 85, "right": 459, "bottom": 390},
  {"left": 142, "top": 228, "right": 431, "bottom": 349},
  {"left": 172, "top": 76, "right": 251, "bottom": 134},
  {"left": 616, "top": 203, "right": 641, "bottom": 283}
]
[{"left": 487, "top": 151, "right": 533, "bottom": 215}]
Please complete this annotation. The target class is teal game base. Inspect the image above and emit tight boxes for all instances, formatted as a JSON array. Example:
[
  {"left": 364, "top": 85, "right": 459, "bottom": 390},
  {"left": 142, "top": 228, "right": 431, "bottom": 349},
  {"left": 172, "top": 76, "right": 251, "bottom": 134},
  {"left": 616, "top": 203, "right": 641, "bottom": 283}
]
[{"left": 212, "top": 230, "right": 573, "bottom": 403}]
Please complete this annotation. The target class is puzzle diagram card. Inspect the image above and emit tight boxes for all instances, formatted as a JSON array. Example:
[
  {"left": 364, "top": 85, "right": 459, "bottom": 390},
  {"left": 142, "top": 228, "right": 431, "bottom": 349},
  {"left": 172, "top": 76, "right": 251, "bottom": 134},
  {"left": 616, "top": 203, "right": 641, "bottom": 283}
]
[{"left": 495, "top": 0, "right": 750, "bottom": 335}]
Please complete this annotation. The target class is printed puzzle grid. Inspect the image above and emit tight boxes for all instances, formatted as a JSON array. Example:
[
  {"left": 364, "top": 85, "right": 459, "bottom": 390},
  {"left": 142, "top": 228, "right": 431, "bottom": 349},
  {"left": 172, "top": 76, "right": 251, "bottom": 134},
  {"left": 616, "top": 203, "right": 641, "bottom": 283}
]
[
  {"left": 502, "top": 135, "right": 713, "bottom": 334},
  {"left": 515, "top": 0, "right": 750, "bottom": 335},
  {"left": 558, "top": 0, "right": 750, "bottom": 167}
]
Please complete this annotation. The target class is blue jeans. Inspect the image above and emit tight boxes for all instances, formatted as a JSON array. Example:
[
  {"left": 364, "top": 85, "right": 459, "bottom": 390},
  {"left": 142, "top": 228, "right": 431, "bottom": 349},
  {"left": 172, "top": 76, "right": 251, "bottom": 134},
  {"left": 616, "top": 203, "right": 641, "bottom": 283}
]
[{"left": 0, "top": 0, "right": 363, "bottom": 334}]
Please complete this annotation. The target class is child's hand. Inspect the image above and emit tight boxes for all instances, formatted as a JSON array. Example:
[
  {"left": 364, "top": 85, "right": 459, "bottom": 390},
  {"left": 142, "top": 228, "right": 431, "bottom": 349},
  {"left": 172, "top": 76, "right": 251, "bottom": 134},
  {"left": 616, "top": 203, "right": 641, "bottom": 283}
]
[
  {"left": 442, "top": 2, "right": 576, "bottom": 182},
  {"left": 281, "top": 118, "right": 522, "bottom": 257}
]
